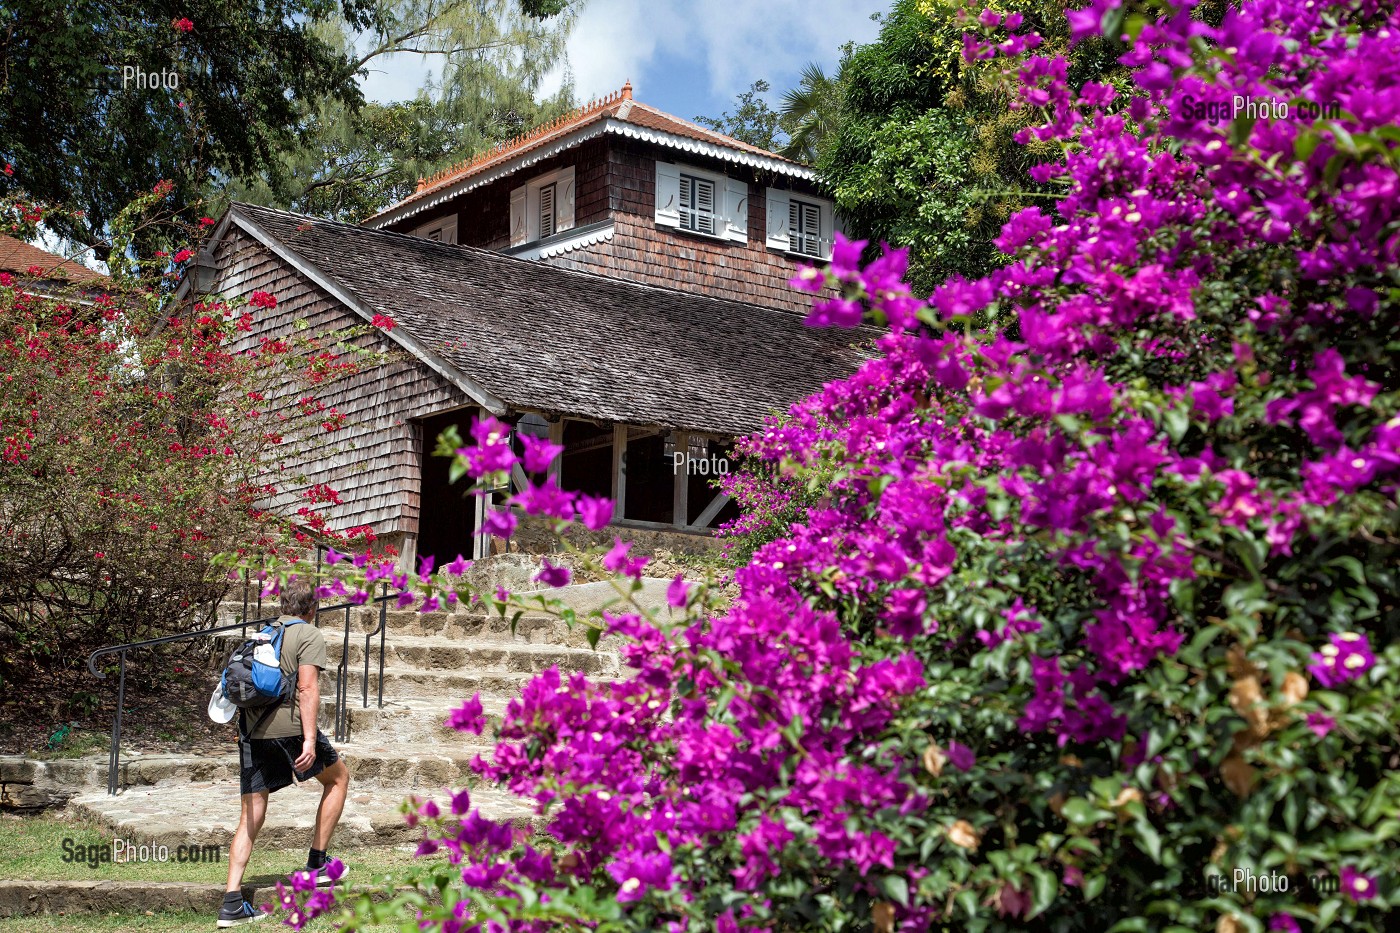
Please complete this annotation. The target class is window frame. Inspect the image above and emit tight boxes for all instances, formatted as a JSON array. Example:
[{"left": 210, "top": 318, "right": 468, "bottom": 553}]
[
  {"left": 765, "top": 188, "right": 835, "bottom": 261},
  {"left": 509, "top": 165, "right": 576, "bottom": 246},
  {"left": 415, "top": 215, "right": 458, "bottom": 244},
  {"left": 655, "top": 161, "right": 746, "bottom": 243}
]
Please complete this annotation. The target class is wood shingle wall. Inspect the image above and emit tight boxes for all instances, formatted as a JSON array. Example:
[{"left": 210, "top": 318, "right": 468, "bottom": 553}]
[{"left": 214, "top": 227, "right": 473, "bottom": 544}]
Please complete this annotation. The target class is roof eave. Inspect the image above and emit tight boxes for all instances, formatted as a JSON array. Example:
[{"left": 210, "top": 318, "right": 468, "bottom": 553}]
[
  {"left": 363, "top": 120, "right": 816, "bottom": 230},
  {"left": 228, "top": 207, "right": 509, "bottom": 416}
]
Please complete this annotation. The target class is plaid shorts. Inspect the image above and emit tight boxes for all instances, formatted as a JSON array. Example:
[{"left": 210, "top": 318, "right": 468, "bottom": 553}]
[{"left": 239, "top": 731, "right": 339, "bottom": 795}]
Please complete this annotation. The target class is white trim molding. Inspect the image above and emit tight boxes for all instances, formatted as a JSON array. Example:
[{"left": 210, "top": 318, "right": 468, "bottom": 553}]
[{"left": 503, "top": 221, "right": 615, "bottom": 261}]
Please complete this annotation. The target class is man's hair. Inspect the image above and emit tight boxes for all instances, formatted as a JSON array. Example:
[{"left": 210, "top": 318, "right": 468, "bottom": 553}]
[{"left": 279, "top": 576, "right": 319, "bottom": 620}]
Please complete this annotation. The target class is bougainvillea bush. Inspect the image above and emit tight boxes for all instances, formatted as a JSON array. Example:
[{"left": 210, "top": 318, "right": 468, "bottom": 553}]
[
  {"left": 277, "top": 0, "right": 1399, "bottom": 929},
  {"left": 0, "top": 184, "right": 386, "bottom": 701}
]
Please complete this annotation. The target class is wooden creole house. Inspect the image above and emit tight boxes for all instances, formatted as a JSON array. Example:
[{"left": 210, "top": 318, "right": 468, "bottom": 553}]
[{"left": 195, "top": 86, "right": 863, "bottom": 568}]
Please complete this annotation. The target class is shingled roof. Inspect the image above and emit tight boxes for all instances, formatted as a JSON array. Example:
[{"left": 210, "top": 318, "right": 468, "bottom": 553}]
[
  {"left": 364, "top": 83, "right": 813, "bottom": 230},
  {"left": 0, "top": 234, "right": 107, "bottom": 285},
  {"left": 228, "top": 203, "right": 867, "bottom": 436}
]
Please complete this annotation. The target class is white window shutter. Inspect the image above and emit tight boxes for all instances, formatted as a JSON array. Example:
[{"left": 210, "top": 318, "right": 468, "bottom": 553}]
[
  {"left": 724, "top": 178, "right": 748, "bottom": 242},
  {"left": 695, "top": 179, "right": 716, "bottom": 235},
  {"left": 765, "top": 188, "right": 790, "bottom": 250},
  {"left": 539, "top": 183, "right": 556, "bottom": 239},
  {"left": 509, "top": 185, "right": 527, "bottom": 246},
  {"left": 558, "top": 167, "right": 576, "bottom": 233},
  {"left": 655, "top": 161, "right": 680, "bottom": 228}
]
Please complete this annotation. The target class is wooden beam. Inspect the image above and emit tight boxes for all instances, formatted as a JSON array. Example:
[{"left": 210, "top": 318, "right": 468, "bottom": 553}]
[
  {"left": 510, "top": 463, "right": 530, "bottom": 494},
  {"left": 691, "top": 492, "right": 730, "bottom": 529}
]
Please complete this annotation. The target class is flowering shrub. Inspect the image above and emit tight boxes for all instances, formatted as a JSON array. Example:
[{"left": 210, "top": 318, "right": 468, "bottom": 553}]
[
  {"left": 0, "top": 184, "right": 388, "bottom": 700},
  {"left": 276, "top": 0, "right": 1399, "bottom": 929}
]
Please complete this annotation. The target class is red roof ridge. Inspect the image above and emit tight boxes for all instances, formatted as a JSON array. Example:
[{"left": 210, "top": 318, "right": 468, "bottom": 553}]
[{"left": 415, "top": 82, "right": 634, "bottom": 194}]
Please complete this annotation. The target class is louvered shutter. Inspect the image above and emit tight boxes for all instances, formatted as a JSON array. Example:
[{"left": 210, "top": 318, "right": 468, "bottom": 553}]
[
  {"left": 509, "top": 185, "right": 527, "bottom": 245},
  {"left": 655, "top": 161, "right": 681, "bottom": 228},
  {"left": 724, "top": 178, "right": 748, "bottom": 242},
  {"left": 539, "top": 183, "right": 556, "bottom": 239},
  {"left": 695, "top": 178, "right": 716, "bottom": 235},
  {"left": 765, "top": 188, "right": 790, "bottom": 250},
  {"left": 803, "top": 202, "right": 821, "bottom": 256}
]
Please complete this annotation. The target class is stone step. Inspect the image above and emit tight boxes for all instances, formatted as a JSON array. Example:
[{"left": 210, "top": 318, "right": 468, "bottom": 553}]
[
  {"left": 323, "top": 635, "right": 620, "bottom": 676},
  {"left": 71, "top": 777, "right": 533, "bottom": 849},
  {"left": 322, "top": 696, "right": 512, "bottom": 745},
  {"left": 319, "top": 666, "right": 541, "bottom": 704},
  {"left": 350, "top": 607, "right": 606, "bottom": 648}
]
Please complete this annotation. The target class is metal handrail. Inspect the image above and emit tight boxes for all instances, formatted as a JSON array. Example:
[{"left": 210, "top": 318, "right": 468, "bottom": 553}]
[{"left": 87, "top": 584, "right": 394, "bottom": 795}]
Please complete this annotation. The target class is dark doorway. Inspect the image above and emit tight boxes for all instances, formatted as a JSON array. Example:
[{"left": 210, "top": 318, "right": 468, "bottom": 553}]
[{"left": 416, "top": 409, "right": 478, "bottom": 570}]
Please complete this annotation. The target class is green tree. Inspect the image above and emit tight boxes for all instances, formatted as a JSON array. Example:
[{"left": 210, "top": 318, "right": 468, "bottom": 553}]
[
  {"left": 231, "top": 0, "right": 578, "bottom": 220},
  {"left": 695, "top": 80, "right": 788, "bottom": 153},
  {"left": 821, "top": 0, "right": 1121, "bottom": 293},
  {"left": 779, "top": 61, "right": 844, "bottom": 164},
  {"left": 0, "top": 0, "right": 384, "bottom": 257}
]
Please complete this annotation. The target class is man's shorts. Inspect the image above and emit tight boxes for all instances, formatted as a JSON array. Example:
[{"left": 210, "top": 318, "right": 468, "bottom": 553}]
[{"left": 239, "top": 731, "right": 340, "bottom": 795}]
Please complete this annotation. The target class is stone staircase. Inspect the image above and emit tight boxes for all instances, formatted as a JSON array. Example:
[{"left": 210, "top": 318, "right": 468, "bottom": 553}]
[{"left": 61, "top": 567, "right": 675, "bottom": 850}]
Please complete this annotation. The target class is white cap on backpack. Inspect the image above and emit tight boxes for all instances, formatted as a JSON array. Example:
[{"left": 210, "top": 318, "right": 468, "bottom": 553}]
[{"left": 208, "top": 685, "right": 237, "bottom": 724}]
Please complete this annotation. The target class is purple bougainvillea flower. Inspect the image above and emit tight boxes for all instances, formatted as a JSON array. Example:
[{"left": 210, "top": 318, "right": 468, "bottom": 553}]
[
  {"left": 1268, "top": 913, "right": 1301, "bottom": 933},
  {"left": 947, "top": 741, "right": 976, "bottom": 772},
  {"left": 1309, "top": 632, "right": 1376, "bottom": 687},
  {"left": 1340, "top": 865, "right": 1378, "bottom": 901},
  {"left": 479, "top": 508, "right": 518, "bottom": 539},
  {"left": 443, "top": 554, "right": 470, "bottom": 576},
  {"left": 576, "top": 494, "right": 614, "bottom": 531},
  {"left": 1306, "top": 711, "right": 1336, "bottom": 738},
  {"left": 667, "top": 574, "right": 690, "bottom": 608},
  {"left": 534, "top": 559, "right": 571, "bottom": 588},
  {"left": 445, "top": 694, "right": 486, "bottom": 734},
  {"left": 519, "top": 433, "right": 564, "bottom": 474}
]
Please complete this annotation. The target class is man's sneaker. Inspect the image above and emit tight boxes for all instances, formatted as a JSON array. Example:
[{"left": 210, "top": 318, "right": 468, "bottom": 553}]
[
  {"left": 299, "top": 860, "right": 348, "bottom": 888},
  {"left": 216, "top": 899, "right": 268, "bottom": 927}
]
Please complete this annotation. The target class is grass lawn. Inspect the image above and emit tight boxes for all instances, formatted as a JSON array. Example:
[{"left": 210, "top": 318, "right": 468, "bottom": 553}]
[
  {"left": 0, "top": 812, "right": 430, "bottom": 885},
  {"left": 0, "top": 812, "right": 441, "bottom": 931},
  {"left": 0, "top": 910, "right": 392, "bottom": 932}
]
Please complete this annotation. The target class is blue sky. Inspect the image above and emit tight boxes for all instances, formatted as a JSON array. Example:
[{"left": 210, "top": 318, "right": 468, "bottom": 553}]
[{"left": 360, "top": 0, "right": 888, "bottom": 131}]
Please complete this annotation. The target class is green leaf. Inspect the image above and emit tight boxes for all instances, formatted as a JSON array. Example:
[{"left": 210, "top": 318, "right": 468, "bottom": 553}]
[
  {"left": 1028, "top": 866, "right": 1057, "bottom": 918},
  {"left": 1061, "top": 797, "right": 1114, "bottom": 828},
  {"left": 1083, "top": 872, "right": 1107, "bottom": 902},
  {"left": 878, "top": 874, "right": 910, "bottom": 908}
]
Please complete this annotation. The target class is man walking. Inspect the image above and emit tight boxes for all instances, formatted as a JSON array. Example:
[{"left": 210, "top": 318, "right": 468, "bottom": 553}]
[{"left": 218, "top": 576, "right": 350, "bottom": 927}]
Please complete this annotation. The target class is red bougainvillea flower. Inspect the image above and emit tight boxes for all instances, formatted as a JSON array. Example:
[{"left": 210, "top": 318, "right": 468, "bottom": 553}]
[
  {"left": 249, "top": 291, "right": 277, "bottom": 309},
  {"left": 172, "top": 17, "right": 194, "bottom": 32},
  {"left": 2, "top": 163, "right": 12, "bottom": 176},
  {"left": 199, "top": 216, "right": 215, "bottom": 226},
  {"left": 173, "top": 249, "right": 193, "bottom": 263},
  {"left": 370, "top": 313, "right": 397, "bottom": 330}
]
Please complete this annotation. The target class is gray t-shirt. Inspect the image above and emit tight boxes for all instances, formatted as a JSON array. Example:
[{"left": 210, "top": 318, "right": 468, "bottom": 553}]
[{"left": 247, "top": 616, "right": 327, "bottom": 740}]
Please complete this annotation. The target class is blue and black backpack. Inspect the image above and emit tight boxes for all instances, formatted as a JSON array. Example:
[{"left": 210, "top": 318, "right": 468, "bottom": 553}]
[{"left": 220, "top": 619, "right": 304, "bottom": 737}]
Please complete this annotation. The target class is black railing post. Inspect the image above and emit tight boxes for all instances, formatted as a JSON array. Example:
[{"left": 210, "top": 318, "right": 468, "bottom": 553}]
[
  {"left": 378, "top": 583, "right": 387, "bottom": 708},
  {"left": 89, "top": 589, "right": 395, "bottom": 794},
  {"left": 107, "top": 651, "right": 127, "bottom": 795}
]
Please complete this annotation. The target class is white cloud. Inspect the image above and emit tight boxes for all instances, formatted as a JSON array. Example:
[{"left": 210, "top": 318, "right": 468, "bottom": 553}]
[
  {"left": 542, "top": 0, "right": 885, "bottom": 104},
  {"left": 360, "top": 0, "right": 886, "bottom": 109}
]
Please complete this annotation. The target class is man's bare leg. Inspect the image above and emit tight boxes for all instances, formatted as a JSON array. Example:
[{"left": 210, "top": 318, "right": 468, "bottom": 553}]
[
  {"left": 310, "top": 759, "right": 349, "bottom": 852},
  {"left": 226, "top": 790, "right": 269, "bottom": 893}
]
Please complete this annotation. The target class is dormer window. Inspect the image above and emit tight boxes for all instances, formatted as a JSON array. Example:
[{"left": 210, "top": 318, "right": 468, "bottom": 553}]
[
  {"left": 655, "top": 161, "right": 748, "bottom": 242},
  {"left": 416, "top": 216, "right": 457, "bottom": 244},
  {"left": 788, "top": 198, "right": 822, "bottom": 258},
  {"left": 765, "top": 188, "right": 834, "bottom": 260},
  {"left": 678, "top": 173, "right": 717, "bottom": 235},
  {"left": 509, "top": 166, "right": 575, "bottom": 246}
]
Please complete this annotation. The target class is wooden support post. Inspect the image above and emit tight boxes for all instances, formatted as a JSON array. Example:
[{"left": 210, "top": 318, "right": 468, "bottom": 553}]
[
  {"left": 611, "top": 424, "right": 628, "bottom": 522},
  {"left": 547, "top": 419, "right": 564, "bottom": 484},
  {"left": 672, "top": 431, "right": 689, "bottom": 528}
]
